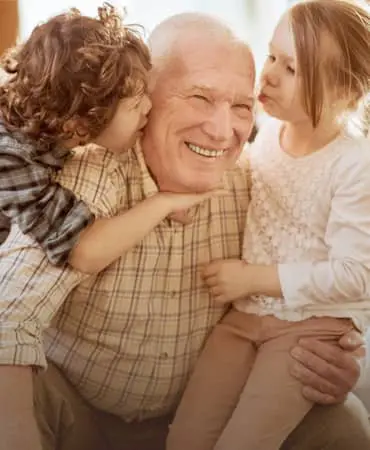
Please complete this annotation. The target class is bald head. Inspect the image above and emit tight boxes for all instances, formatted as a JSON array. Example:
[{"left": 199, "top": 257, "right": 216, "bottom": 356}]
[
  {"left": 148, "top": 12, "right": 254, "bottom": 79},
  {"left": 149, "top": 13, "right": 235, "bottom": 57}
]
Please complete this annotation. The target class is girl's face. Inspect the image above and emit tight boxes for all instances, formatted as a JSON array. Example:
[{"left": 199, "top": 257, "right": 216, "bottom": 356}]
[{"left": 258, "top": 14, "right": 309, "bottom": 124}]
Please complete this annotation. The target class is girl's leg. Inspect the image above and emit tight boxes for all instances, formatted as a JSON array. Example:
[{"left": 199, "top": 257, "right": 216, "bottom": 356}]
[
  {"left": 215, "top": 332, "right": 312, "bottom": 450},
  {"left": 167, "top": 311, "right": 257, "bottom": 450},
  {"left": 215, "top": 315, "right": 355, "bottom": 450}
]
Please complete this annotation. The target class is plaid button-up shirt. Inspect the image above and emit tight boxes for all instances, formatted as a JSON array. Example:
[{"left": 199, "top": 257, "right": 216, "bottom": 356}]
[
  {"left": 0, "top": 123, "right": 93, "bottom": 264},
  {"left": 0, "top": 142, "right": 249, "bottom": 421}
]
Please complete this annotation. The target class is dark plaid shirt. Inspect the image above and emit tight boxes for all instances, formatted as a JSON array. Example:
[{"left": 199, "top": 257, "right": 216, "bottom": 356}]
[{"left": 0, "top": 123, "right": 94, "bottom": 265}]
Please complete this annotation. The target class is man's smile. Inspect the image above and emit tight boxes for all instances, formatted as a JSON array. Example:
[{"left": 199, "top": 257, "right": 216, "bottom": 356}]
[{"left": 186, "top": 142, "right": 225, "bottom": 158}]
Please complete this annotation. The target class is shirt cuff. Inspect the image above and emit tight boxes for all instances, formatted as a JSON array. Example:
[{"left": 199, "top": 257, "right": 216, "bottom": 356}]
[{"left": 0, "top": 324, "right": 47, "bottom": 369}]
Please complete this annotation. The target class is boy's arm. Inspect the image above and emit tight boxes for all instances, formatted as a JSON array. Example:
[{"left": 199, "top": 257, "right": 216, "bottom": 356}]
[
  {"left": 49, "top": 144, "right": 223, "bottom": 274},
  {"left": 0, "top": 144, "right": 94, "bottom": 265},
  {"left": 69, "top": 194, "right": 172, "bottom": 273},
  {"left": 69, "top": 190, "right": 222, "bottom": 274}
]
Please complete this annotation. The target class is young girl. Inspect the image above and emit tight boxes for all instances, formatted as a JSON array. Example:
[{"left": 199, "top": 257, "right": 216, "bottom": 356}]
[
  {"left": 167, "top": 1, "right": 370, "bottom": 449},
  {"left": 0, "top": 3, "right": 215, "bottom": 273}
]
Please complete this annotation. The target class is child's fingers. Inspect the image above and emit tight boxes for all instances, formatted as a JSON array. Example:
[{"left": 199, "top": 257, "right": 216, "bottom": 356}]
[{"left": 202, "top": 261, "right": 221, "bottom": 278}]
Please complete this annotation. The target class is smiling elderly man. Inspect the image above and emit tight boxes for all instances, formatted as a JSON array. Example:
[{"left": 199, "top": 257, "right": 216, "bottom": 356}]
[{"left": 0, "top": 13, "right": 369, "bottom": 450}]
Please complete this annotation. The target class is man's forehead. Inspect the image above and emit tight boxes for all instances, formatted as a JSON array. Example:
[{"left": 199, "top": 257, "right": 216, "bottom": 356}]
[
  {"left": 178, "top": 40, "right": 254, "bottom": 82},
  {"left": 180, "top": 54, "right": 255, "bottom": 97},
  {"left": 185, "top": 80, "right": 255, "bottom": 103},
  {"left": 177, "top": 31, "right": 250, "bottom": 60}
]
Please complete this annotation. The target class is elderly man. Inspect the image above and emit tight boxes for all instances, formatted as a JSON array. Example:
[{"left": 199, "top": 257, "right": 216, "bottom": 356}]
[{"left": 0, "top": 13, "right": 369, "bottom": 450}]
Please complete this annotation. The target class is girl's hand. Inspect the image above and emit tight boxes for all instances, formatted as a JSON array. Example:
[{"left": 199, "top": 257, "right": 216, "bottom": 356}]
[{"left": 202, "top": 259, "right": 251, "bottom": 304}]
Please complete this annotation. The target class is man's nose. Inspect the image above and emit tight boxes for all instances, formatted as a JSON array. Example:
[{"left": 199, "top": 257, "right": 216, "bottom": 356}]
[{"left": 202, "top": 103, "right": 234, "bottom": 143}]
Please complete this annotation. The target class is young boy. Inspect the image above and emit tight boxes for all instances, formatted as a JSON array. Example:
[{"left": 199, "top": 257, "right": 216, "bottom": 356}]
[{"left": 0, "top": 3, "right": 218, "bottom": 274}]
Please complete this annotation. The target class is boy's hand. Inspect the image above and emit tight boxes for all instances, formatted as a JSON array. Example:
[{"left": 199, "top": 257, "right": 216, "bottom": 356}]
[{"left": 202, "top": 259, "right": 251, "bottom": 304}]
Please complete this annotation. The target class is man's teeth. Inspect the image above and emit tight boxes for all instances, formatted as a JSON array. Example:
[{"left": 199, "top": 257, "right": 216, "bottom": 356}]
[{"left": 187, "top": 143, "right": 224, "bottom": 158}]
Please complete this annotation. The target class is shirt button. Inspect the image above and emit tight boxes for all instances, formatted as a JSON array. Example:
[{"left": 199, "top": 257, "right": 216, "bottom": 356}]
[
  {"left": 171, "top": 291, "right": 177, "bottom": 297},
  {"left": 160, "top": 352, "right": 169, "bottom": 359}
]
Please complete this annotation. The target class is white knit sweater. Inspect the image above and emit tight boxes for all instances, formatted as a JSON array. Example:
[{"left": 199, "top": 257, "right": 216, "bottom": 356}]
[{"left": 235, "top": 120, "right": 370, "bottom": 332}]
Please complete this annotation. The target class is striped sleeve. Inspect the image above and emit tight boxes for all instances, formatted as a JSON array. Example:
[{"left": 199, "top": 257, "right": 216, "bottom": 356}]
[
  {"left": 0, "top": 212, "right": 10, "bottom": 244},
  {"left": 0, "top": 129, "right": 94, "bottom": 265}
]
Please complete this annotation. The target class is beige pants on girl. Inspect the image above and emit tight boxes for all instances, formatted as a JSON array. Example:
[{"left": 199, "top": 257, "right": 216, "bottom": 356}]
[{"left": 166, "top": 309, "right": 355, "bottom": 450}]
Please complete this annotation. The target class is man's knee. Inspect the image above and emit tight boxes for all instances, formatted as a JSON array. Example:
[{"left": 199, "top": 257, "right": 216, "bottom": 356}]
[
  {"left": 33, "top": 363, "right": 107, "bottom": 450},
  {"left": 282, "top": 393, "right": 370, "bottom": 450},
  {"left": 33, "top": 365, "right": 75, "bottom": 450}
]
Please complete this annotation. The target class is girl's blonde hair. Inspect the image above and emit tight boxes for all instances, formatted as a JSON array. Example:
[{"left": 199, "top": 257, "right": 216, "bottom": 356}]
[{"left": 289, "top": 0, "right": 370, "bottom": 128}]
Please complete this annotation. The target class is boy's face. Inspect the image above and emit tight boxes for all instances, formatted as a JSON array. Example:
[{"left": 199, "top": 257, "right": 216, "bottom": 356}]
[{"left": 94, "top": 92, "right": 152, "bottom": 153}]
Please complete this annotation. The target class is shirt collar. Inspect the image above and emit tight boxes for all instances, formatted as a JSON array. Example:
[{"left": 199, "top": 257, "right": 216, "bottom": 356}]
[{"left": 126, "top": 139, "right": 234, "bottom": 224}]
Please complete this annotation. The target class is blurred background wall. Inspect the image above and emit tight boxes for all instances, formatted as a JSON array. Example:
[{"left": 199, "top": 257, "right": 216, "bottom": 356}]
[{"left": 0, "top": 0, "right": 19, "bottom": 56}]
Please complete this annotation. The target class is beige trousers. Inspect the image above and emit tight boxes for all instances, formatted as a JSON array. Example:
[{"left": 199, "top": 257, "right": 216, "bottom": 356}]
[
  {"left": 33, "top": 362, "right": 170, "bottom": 450},
  {"left": 167, "top": 310, "right": 368, "bottom": 450},
  {"left": 32, "top": 350, "right": 370, "bottom": 450}
]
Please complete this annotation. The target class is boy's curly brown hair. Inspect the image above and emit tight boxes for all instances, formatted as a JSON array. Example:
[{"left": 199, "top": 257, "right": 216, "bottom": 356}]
[{"left": 0, "top": 3, "right": 151, "bottom": 150}]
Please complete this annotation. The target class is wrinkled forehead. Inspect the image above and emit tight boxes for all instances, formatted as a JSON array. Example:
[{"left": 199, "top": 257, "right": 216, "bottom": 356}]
[{"left": 176, "top": 37, "right": 255, "bottom": 95}]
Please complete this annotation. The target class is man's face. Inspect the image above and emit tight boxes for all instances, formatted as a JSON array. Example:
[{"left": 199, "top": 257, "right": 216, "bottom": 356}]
[{"left": 142, "top": 37, "right": 255, "bottom": 193}]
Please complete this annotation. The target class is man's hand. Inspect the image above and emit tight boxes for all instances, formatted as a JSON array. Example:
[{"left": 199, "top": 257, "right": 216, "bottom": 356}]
[
  {"left": 290, "top": 330, "right": 365, "bottom": 404},
  {"left": 202, "top": 259, "right": 251, "bottom": 303}
]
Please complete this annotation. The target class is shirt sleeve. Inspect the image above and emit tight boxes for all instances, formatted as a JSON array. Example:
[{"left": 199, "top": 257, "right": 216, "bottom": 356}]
[
  {"left": 0, "top": 146, "right": 123, "bottom": 368},
  {"left": 0, "top": 212, "right": 10, "bottom": 244},
  {"left": 54, "top": 145, "right": 123, "bottom": 218},
  {"left": 0, "top": 225, "right": 88, "bottom": 368},
  {"left": 0, "top": 144, "right": 94, "bottom": 266},
  {"left": 278, "top": 140, "right": 370, "bottom": 309}
]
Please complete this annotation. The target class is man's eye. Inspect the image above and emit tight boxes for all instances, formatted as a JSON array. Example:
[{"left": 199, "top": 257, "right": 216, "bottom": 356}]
[
  {"left": 193, "top": 94, "right": 209, "bottom": 102},
  {"left": 268, "top": 54, "right": 276, "bottom": 62},
  {"left": 287, "top": 66, "right": 296, "bottom": 75},
  {"left": 235, "top": 104, "right": 252, "bottom": 111}
]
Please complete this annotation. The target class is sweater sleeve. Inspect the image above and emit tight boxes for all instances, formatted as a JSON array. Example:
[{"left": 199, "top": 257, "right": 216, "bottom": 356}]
[{"left": 278, "top": 140, "right": 370, "bottom": 307}]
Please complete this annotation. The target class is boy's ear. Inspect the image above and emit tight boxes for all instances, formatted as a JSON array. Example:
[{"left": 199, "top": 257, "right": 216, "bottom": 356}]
[
  {"left": 63, "top": 118, "right": 79, "bottom": 135},
  {"left": 63, "top": 118, "right": 89, "bottom": 144}
]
